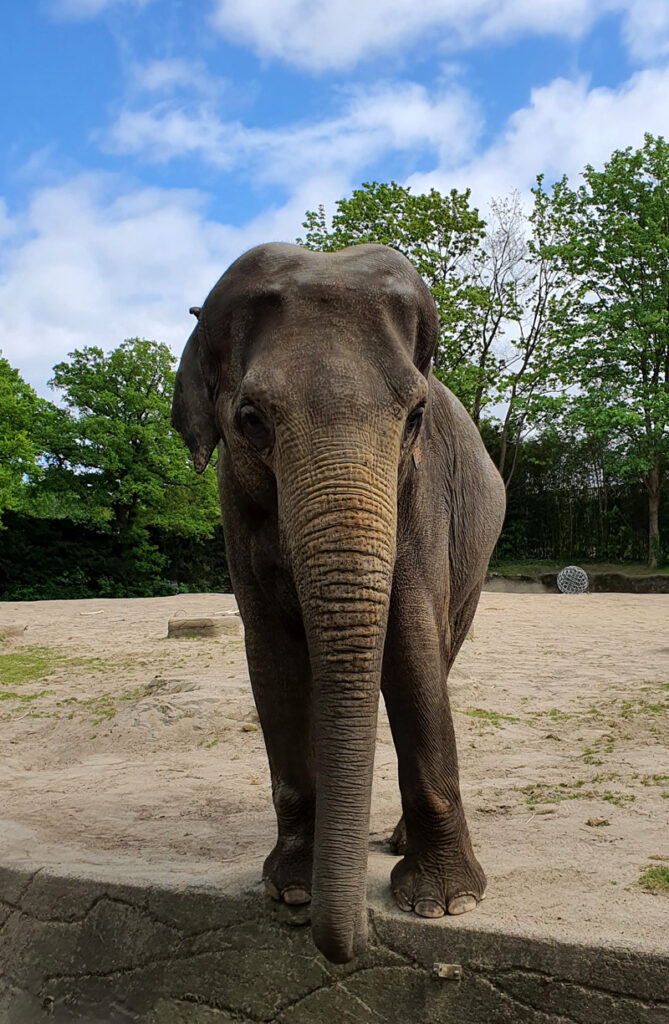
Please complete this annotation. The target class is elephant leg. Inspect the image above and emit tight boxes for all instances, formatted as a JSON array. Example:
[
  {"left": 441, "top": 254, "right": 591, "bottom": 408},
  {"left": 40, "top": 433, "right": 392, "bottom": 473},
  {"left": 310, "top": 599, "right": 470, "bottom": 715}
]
[
  {"left": 387, "top": 584, "right": 482, "bottom": 857},
  {"left": 381, "top": 585, "right": 486, "bottom": 918},
  {"left": 240, "top": 596, "right": 315, "bottom": 906}
]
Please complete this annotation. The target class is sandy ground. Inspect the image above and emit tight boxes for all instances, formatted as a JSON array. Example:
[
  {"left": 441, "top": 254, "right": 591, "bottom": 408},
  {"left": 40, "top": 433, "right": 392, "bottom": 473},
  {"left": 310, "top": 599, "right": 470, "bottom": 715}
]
[{"left": 1, "top": 592, "right": 668, "bottom": 953}]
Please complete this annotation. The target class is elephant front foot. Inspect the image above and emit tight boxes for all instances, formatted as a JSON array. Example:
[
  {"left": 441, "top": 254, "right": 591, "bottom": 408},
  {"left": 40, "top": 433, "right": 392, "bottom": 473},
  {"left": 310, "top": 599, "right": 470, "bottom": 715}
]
[
  {"left": 390, "top": 841, "right": 486, "bottom": 919},
  {"left": 263, "top": 839, "right": 313, "bottom": 905}
]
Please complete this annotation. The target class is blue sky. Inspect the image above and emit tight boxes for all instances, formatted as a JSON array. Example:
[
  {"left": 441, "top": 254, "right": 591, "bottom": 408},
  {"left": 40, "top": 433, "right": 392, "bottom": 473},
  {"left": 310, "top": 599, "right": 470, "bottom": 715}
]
[{"left": 2, "top": 0, "right": 669, "bottom": 393}]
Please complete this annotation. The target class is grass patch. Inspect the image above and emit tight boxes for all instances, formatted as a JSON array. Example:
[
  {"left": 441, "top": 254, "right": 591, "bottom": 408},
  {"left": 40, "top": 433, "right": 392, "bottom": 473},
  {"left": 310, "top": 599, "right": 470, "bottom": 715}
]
[
  {"left": 0, "top": 648, "right": 65, "bottom": 687},
  {"left": 56, "top": 693, "right": 118, "bottom": 723},
  {"left": 620, "top": 698, "right": 667, "bottom": 719},
  {"left": 1, "top": 647, "right": 142, "bottom": 723},
  {"left": 457, "top": 707, "right": 520, "bottom": 727},
  {"left": 488, "top": 560, "right": 562, "bottom": 576},
  {"left": 60, "top": 690, "right": 153, "bottom": 723},
  {"left": 519, "top": 780, "right": 637, "bottom": 810},
  {"left": 0, "top": 647, "right": 122, "bottom": 687},
  {"left": 520, "top": 780, "right": 589, "bottom": 808},
  {"left": 638, "top": 866, "right": 669, "bottom": 894},
  {"left": 0, "top": 689, "right": 54, "bottom": 704},
  {"left": 640, "top": 774, "right": 669, "bottom": 786},
  {"left": 80, "top": 695, "right": 117, "bottom": 724},
  {"left": 582, "top": 735, "right": 615, "bottom": 765},
  {"left": 547, "top": 707, "right": 574, "bottom": 721},
  {"left": 118, "top": 685, "right": 156, "bottom": 702},
  {"left": 527, "top": 707, "right": 575, "bottom": 723},
  {"left": 55, "top": 684, "right": 154, "bottom": 724},
  {"left": 601, "top": 790, "right": 636, "bottom": 807}
]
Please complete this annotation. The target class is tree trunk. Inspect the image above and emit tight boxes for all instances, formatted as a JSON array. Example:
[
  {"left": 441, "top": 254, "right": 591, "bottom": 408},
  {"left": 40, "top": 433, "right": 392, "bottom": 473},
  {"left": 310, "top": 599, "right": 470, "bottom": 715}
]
[
  {"left": 646, "top": 462, "right": 661, "bottom": 569},
  {"left": 498, "top": 382, "right": 518, "bottom": 481},
  {"left": 498, "top": 423, "right": 508, "bottom": 480},
  {"left": 471, "top": 383, "right": 484, "bottom": 427}
]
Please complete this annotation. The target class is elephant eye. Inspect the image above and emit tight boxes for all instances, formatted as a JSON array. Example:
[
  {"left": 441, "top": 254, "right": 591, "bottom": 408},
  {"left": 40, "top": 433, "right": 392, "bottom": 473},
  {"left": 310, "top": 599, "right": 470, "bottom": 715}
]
[
  {"left": 237, "top": 402, "right": 273, "bottom": 451},
  {"left": 403, "top": 402, "right": 425, "bottom": 442}
]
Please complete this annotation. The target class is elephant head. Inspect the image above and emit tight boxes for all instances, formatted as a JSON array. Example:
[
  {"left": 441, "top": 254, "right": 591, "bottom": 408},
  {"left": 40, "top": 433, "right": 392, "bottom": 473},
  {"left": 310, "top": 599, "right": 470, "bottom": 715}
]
[{"left": 171, "top": 243, "right": 439, "bottom": 962}]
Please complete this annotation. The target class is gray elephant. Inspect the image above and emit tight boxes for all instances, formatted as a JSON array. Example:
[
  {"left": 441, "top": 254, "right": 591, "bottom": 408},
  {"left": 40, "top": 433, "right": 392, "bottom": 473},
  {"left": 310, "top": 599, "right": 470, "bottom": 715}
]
[{"left": 171, "top": 243, "right": 505, "bottom": 964}]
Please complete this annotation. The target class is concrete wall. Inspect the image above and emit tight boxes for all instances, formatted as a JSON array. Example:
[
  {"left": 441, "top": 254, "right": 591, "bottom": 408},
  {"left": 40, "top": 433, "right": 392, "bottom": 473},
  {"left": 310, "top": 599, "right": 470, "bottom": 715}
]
[{"left": 1, "top": 866, "right": 667, "bottom": 1024}]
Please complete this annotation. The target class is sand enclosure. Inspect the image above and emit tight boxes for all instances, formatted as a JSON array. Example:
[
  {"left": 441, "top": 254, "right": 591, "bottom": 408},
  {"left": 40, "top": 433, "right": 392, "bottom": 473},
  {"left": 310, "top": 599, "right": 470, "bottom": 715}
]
[{"left": 1, "top": 592, "right": 668, "bottom": 953}]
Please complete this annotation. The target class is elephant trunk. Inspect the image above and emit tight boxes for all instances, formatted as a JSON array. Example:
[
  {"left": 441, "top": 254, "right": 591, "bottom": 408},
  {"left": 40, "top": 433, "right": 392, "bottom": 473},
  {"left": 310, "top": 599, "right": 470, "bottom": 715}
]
[{"left": 279, "top": 435, "right": 398, "bottom": 964}]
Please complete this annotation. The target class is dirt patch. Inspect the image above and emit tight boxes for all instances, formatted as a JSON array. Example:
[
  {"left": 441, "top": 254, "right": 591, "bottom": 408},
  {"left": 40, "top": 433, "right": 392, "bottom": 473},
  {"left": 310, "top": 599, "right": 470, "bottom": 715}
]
[{"left": 1, "top": 593, "right": 668, "bottom": 952}]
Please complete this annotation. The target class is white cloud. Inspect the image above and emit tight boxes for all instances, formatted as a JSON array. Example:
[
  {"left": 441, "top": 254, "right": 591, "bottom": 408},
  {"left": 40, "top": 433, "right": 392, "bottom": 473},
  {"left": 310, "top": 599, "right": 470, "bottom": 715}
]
[
  {"left": 622, "top": 0, "right": 669, "bottom": 61},
  {"left": 103, "top": 107, "right": 244, "bottom": 172},
  {"left": 130, "top": 58, "right": 228, "bottom": 100},
  {"left": 102, "top": 78, "right": 480, "bottom": 187},
  {"left": 408, "top": 65, "right": 669, "bottom": 207},
  {"left": 0, "top": 173, "right": 351, "bottom": 393},
  {"left": 0, "top": 176, "right": 231, "bottom": 391},
  {"left": 208, "top": 0, "right": 638, "bottom": 71},
  {"left": 48, "top": 1, "right": 669, "bottom": 67},
  {"left": 6, "top": 51, "right": 669, "bottom": 395},
  {"left": 102, "top": 53, "right": 669, "bottom": 219},
  {"left": 209, "top": 0, "right": 669, "bottom": 70}
]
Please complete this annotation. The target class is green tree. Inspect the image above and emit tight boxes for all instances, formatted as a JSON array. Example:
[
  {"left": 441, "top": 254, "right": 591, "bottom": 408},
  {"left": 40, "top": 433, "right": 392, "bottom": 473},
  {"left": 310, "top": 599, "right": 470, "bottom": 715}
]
[
  {"left": 485, "top": 190, "right": 573, "bottom": 484},
  {"left": 39, "top": 339, "right": 220, "bottom": 590},
  {"left": 299, "top": 181, "right": 491, "bottom": 412},
  {"left": 0, "top": 355, "right": 41, "bottom": 523},
  {"left": 539, "top": 135, "right": 669, "bottom": 567}
]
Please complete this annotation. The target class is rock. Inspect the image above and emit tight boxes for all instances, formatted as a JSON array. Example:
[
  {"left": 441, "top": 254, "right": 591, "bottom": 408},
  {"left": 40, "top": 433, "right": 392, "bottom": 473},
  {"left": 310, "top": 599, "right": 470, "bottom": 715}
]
[
  {"left": 0, "top": 624, "right": 27, "bottom": 640},
  {"left": 167, "top": 617, "right": 242, "bottom": 639}
]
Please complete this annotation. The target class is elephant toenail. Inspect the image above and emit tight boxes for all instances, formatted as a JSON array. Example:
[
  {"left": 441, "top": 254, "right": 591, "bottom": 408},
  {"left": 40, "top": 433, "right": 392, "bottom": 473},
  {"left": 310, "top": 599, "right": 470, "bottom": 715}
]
[
  {"left": 282, "top": 887, "right": 311, "bottom": 905},
  {"left": 414, "top": 899, "right": 445, "bottom": 918},
  {"left": 392, "top": 889, "right": 413, "bottom": 912},
  {"left": 263, "top": 878, "right": 281, "bottom": 901},
  {"left": 448, "top": 894, "right": 477, "bottom": 915}
]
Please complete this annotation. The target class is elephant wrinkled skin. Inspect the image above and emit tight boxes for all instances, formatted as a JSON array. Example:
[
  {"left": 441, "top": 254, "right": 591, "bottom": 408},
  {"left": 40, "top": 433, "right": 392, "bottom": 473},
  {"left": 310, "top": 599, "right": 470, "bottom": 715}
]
[{"left": 171, "top": 243, "right": 506, "bottom": 964}]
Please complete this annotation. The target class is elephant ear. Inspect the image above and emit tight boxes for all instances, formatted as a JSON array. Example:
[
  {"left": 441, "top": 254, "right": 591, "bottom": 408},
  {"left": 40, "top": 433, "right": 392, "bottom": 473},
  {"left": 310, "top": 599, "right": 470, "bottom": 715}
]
[
  {"left": 171, "top": 322, "right": 220, "bottom": 474},
  {"left": 413, "top": 283, "right": 440, "bottom": 377}
]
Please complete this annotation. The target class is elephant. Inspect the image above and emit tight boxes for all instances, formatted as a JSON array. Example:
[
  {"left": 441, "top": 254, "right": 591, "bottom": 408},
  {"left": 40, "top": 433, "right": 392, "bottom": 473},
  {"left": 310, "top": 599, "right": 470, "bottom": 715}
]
[{"left": 171, "top": 242, "right": 506, "bottom": 964}]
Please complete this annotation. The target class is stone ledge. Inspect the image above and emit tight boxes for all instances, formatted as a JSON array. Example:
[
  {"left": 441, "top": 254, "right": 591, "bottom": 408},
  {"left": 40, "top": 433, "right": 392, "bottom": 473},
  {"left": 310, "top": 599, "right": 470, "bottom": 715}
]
[
  {"left": 484, "top": 572, "right": 669, "bottom": 594},
  {"left": 1, "top": 863, "right": 667, "bottom": 1024}
]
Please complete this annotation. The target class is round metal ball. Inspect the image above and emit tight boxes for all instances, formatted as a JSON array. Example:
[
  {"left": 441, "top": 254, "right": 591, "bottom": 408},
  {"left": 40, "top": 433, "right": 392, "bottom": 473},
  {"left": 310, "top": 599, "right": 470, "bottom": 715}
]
[{"left": 557, "top": 565, "right": 589, "bottom": 594}]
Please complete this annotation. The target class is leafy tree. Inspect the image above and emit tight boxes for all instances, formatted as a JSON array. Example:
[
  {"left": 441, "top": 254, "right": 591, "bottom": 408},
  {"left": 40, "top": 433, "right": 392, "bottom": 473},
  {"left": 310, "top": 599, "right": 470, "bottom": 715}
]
[
  {"left": 36, "top": 339, "right": 220, "bottom": 590},
  {"left": 538, "top": 135, "right": 669, "bottom": 566},
  {"left": 0, "top": 355, "right": 41, "bottom": 523},
  {"left": 454, "top": 191, "right": 569, "bottom": 481},
  {"left": 299, "top": 181, "right": 491, "bottom": 412},
  {"left": 299, "top": 183, "right": 566, "bottom": 443},
  {"left": 485, "top": 190, "right": 573, "bottom": 484}
]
